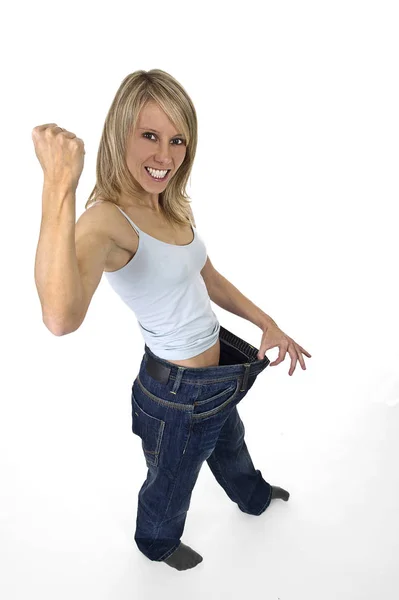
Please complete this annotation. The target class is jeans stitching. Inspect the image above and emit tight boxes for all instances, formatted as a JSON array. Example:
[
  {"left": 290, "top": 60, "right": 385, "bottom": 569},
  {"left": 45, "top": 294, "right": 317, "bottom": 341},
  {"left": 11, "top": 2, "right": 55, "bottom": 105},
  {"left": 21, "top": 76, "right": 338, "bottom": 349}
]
[
  {"left": 192, "top": 382, "right": 242, "bottom": 421},
  {"left": 145, "top": 420, "right": 193, "bottom": 557},
  {"left": 157, "top": 541, "right": 181, "bottom": 562},
  {"left": 194, "top": 382, "right": 238, "bottom": 406},
  {"left": 209, "top": 452, "right": 247, "bottom": 508},
  {"left": 136, "top": 374, "right": 193, "bottom": 410},
  {"left": 256, "top": 484, "right": 273, "bottom": 516}
]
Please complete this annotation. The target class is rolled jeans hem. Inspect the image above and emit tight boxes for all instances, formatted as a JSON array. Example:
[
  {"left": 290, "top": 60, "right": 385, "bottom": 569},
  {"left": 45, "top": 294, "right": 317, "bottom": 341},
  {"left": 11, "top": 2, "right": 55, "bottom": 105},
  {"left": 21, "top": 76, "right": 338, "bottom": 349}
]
[
  {"left": 157, "top": 541, "right": 181, "bottom": 562},
  {"left": 256, "top": 484, "right": 273, "bottom": 516}
]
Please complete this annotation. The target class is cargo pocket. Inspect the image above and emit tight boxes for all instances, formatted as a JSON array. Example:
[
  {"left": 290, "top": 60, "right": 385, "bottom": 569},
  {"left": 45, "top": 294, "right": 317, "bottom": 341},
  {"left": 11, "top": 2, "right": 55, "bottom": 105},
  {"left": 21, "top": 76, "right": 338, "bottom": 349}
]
[{"left": 131, "top": 391, "right": 165, "bottom": 467}]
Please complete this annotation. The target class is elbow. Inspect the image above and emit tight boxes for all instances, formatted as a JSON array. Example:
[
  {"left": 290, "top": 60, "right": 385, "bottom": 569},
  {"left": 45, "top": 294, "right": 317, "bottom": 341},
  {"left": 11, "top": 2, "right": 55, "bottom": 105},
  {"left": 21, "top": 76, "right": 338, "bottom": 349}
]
[
  {"left": 43, "top": 319, "right": 72, "bottom": 336},
  {"left": 42, "top": 312, "right": 82, "bottom": 336}
]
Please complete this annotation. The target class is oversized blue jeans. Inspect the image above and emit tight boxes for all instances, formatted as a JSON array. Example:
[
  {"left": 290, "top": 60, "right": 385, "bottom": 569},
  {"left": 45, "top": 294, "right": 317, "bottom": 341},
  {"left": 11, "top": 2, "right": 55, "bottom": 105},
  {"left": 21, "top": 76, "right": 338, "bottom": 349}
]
[{"left": 131, "top": 324, "right": 272, "bottom": 562}]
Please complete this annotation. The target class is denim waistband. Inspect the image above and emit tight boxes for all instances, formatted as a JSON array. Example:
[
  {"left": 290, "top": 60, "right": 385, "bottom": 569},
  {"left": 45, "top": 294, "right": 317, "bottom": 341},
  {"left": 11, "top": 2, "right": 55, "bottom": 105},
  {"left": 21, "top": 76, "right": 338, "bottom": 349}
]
[{"left": 143, "top": 325, "right": 270, "bottom": 390}]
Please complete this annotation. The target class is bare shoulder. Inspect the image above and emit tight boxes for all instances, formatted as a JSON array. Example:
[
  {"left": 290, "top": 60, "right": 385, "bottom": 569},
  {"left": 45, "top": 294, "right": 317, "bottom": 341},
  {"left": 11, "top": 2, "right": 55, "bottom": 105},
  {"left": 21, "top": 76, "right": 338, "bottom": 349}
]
[
  {"left": 76, "top": 201, "right": 106, "bottom": 234},
  {"left": 79, "top": 201, "right": 125, "bottom": 244},
  {"left": 83, "top": 199, "right": 118, "bottom": 220},
  {"left": 78, "top": 201, "right": 137, "bottom": 271}
]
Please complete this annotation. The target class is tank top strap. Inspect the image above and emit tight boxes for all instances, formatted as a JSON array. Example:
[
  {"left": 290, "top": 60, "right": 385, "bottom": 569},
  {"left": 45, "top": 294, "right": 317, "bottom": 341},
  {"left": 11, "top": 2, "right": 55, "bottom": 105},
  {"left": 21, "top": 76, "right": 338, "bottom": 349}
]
[
  {"left": 113, "top": 205, "right": 141, "bottom": 235},
  {"left": 87, "top": 200, "right": 141, "bottom": 236}
]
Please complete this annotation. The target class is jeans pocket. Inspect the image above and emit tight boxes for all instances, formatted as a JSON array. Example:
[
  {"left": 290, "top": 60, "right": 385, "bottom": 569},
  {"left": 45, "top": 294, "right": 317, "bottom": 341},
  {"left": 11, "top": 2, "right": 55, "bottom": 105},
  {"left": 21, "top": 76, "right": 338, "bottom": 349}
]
[
  {"left": 132, "top": 391, "right": 166, "bottom": 467},
  {"left": 194, "top": 378, "right": 241, "bottom": 420}
]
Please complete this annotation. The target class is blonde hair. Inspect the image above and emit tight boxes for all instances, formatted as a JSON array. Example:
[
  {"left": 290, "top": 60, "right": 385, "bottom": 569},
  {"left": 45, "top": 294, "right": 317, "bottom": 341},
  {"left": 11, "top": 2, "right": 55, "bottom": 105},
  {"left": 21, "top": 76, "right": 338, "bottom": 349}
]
[{"left": 85, "top": 69, "right": 197, "bottom": 227}]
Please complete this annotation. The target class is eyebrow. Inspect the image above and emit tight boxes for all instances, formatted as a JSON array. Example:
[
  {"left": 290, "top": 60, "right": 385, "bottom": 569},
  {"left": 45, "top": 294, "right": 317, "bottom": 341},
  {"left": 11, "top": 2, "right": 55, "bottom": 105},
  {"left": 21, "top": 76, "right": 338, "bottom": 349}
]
[{"left": 138, "top": 127, "right": 184, "bottom": 137}]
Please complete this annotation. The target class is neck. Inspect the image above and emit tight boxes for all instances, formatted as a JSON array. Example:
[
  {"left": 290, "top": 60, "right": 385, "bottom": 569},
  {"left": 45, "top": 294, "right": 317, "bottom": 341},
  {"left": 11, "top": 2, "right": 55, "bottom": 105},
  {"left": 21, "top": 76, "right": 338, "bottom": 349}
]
[{"left": 119, "top": 193, "right": 162, "bottom": 213}]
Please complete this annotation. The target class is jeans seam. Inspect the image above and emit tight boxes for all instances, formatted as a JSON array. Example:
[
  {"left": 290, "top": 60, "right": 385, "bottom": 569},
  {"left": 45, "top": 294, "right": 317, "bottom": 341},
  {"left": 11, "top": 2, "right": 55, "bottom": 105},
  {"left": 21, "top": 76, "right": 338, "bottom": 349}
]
[
  {"left": 145, "top": 420, "right": 193, "bottom": 557},
  {"left": 210, "top": 453, "right": 247, "bottom": 508},
  {"left": 158, "top": 541, "right": 181, "bottom": 562},
  {"left": 256, "top": 484, "right": 273, "bottom": 516}
]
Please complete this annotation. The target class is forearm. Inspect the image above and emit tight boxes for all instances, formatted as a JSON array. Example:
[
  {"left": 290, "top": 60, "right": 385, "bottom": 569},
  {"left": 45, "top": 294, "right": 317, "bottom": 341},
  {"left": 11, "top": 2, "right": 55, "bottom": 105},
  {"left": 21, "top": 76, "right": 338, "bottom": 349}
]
[
  {"left": 34, "top": 183, "right": 83, "bottom": 335},
  {"left": 208, "top": 273, "right": 277, "bottom": 330}
]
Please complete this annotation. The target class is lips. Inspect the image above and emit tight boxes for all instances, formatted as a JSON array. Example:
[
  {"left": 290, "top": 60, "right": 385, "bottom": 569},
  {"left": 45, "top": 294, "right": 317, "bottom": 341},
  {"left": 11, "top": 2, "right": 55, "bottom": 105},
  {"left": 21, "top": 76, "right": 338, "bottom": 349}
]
[
  {"left": 145, "top": 167, "right": 170, "bottom": 171},
  {"left": 145, "top": 167, "right": 171, "bottom": 182}
]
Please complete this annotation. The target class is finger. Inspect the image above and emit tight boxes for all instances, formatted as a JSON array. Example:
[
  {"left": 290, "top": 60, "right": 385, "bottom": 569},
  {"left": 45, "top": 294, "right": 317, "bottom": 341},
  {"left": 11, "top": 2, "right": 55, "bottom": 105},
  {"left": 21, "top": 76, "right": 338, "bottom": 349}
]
[
  {"left": 270, "top": 343, "right": 289, "bottom": 366},
  {"left": 257, "top": 344, "right": 270, "bottom": 360},
  {"left": 294, "top": 345, "right": 307, "bottom": 370},
  {"left": 298, "top": 344, "right": 312, "bottom": 358},
  {"left": 288, "top": 346, "right": 299, "bottom": 375},
  {"left": 259, "top": 340, "right": 278, "bottom": 361}
]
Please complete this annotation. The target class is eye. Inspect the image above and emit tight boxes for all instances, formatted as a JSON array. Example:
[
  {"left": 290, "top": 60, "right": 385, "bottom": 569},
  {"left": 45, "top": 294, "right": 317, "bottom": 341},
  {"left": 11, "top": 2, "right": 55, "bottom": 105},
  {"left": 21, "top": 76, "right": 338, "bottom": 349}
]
[{"left": 143, "top": 132, "right": 186, "bottom": 145}]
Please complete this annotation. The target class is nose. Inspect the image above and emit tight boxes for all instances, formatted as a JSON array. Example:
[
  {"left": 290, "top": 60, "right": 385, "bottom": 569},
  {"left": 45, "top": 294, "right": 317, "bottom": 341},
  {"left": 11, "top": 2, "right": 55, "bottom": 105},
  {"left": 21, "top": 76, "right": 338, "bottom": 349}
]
[{"left": 154, "top": 141, "right": 173, "bottom": 167}]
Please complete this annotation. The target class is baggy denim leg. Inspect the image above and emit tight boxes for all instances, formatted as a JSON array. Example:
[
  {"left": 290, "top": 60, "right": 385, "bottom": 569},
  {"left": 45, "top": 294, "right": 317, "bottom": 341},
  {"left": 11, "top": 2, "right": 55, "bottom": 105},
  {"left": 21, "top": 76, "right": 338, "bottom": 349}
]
[
  {"left": 134, "top": 432, "right": 209, "bottom": 562},
  {"left": 134, "top": 460, "right": 200, "bottom": 562},
  {"left": 132, "top": 381, "right": 198, "bottom": 562},
  {"left": 206, "top": 405, "right": 272, "bottom": 515},
  {"left": 131, "top": 324, "right": 272, "bottom": 561}
]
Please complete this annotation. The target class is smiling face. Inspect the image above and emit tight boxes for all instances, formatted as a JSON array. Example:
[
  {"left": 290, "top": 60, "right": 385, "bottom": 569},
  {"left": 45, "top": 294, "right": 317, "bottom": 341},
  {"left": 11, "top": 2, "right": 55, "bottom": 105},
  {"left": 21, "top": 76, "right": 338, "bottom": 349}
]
[{"left": 125, "top": 100, "right": 187, "bottom": 201}]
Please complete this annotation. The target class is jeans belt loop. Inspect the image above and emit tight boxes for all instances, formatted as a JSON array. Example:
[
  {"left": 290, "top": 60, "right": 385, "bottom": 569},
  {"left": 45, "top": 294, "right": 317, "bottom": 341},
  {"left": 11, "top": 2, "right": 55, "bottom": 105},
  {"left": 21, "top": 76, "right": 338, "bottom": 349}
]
[
  {"left": 240, "top": 363, "right": 251, "bottom": 392},
  {"left": 170, "top": 366, "right": 185, "bottom": 395}
]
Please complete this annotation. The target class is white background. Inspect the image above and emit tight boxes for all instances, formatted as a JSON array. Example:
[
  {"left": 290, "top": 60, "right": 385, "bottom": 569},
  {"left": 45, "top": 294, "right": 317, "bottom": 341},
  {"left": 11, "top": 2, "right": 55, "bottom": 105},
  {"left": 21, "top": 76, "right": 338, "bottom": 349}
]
[{"left": 2, "top": 0, "right": 399, "bottom": 598}]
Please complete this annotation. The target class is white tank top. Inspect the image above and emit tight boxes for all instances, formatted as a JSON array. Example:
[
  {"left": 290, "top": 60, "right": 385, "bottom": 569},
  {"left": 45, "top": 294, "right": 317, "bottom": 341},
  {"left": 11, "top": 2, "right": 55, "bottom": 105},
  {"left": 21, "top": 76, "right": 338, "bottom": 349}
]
[{"left": 88, "top": 200, "right": 220, "bottom": 360}]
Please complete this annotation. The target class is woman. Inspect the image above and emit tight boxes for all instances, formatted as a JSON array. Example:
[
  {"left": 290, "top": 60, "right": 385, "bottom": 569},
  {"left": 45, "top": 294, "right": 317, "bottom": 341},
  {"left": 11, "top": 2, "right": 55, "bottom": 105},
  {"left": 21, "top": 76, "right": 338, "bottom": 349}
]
[{"left": 33, "top": 69, "right": 311, "bottom": 571}]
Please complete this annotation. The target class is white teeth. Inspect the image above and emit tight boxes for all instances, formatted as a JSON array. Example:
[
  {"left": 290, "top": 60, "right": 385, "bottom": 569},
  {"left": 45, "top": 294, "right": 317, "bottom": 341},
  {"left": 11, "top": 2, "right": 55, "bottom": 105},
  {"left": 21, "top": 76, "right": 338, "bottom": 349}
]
[{"left": 146, "top": 167, "right": 168, "bottom": 178}]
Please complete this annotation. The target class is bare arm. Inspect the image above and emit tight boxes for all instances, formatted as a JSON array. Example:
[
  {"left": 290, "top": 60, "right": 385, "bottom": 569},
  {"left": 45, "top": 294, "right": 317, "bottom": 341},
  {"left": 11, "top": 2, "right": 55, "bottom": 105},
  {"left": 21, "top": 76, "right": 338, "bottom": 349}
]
[
  {"left": 34, "top": 184, "right": 84, "bottom": 335},
  {"left": 33, "top": 124, "right": 114, "bottom": 336}
]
